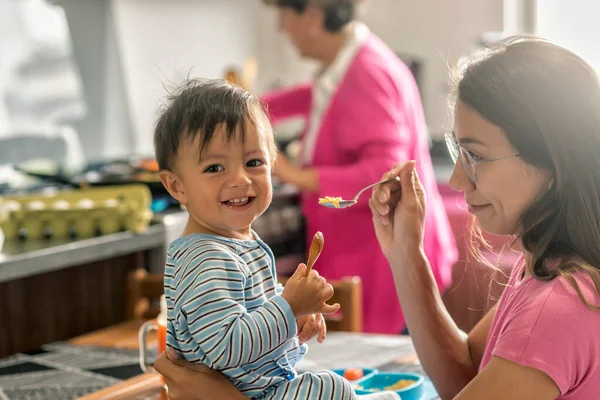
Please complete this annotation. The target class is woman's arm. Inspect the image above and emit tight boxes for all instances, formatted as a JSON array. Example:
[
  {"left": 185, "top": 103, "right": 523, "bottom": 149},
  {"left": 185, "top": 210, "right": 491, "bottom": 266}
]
[
  {"left": 370, "top": 162, "right": 495, "bottom": 399},
  {"left": 261, "top": 83, "right": 312, "bottom": 124},
  {"left": 454, "top": 356, "right": 559, "bottom": 400},
  {"left": 391, "top": 250, "right": 495, "bottom": 399}
]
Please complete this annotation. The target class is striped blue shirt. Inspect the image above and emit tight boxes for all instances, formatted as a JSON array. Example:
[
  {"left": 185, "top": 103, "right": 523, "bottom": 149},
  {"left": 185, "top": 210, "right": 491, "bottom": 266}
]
[{"left": 164, "top": 232, "right": 307, "bottom": 399}]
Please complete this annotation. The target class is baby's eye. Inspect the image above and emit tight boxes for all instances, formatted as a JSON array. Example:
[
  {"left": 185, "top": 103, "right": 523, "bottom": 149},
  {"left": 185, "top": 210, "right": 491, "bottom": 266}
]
[
  {"left": 247, "top": 159, "right": 265, "bottom": 168},
  {"left": 204, "top": 164, "right": 224, "bottom": 173}
]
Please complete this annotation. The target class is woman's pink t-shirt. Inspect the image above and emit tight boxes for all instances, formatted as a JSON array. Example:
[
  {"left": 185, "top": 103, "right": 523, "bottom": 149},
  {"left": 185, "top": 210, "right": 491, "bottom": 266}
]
[{"left": 480, "top": 260, "right": 600, "bottom": 398}]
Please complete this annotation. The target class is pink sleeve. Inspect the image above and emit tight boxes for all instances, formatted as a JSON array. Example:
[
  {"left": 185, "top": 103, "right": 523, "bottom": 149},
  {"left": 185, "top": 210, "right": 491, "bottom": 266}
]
[
  {"left": 317, "top": 71, "right": 411, "bottom": 199},
  {"left": 492, "top": 278, "right": 598, "bottom": 395},
  {"left": 261, "top": 83, "right": 313, "bottom": 124}
]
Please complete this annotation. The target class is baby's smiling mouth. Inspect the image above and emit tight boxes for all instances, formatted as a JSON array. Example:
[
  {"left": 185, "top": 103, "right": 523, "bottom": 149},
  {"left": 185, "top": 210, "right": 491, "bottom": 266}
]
[{"left": 221, "top": 197, "right": 255, "bottom": 206}]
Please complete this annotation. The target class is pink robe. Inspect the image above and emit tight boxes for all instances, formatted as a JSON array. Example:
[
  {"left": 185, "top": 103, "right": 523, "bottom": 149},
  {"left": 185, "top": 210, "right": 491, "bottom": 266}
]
[{"left": 263, "top": 33, "right": 458, "bottom": 334}]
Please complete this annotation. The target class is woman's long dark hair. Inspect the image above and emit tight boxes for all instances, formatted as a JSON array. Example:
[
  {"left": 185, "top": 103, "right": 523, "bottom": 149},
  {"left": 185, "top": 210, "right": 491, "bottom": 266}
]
[{"left": 453, "top": 36, "right": 600, "bottom": 310}]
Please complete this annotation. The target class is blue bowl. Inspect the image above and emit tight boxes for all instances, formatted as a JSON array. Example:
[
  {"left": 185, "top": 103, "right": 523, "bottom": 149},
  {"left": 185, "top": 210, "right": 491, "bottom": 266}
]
[
  {"left": 353, "top": 372, "right": 425, "bottom": 400},
  {"left": 331, "top": 367, "right": 378, "bottom": 382}
]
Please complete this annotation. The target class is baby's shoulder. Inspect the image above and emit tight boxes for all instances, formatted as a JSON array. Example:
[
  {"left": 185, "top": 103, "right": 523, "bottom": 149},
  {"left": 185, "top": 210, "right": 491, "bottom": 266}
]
[{"left": 169, "top": 236, "right": 242, "bottom": 268}]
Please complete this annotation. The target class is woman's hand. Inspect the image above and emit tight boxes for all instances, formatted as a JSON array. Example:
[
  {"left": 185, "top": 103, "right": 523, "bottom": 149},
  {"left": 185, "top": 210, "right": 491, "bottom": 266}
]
[
  {"left": 154, "top": 349, "right": 248, "bottom": 400},
  {"left": 272, "top": 154, "right": 297, "bottom": 183},
  {"left": 297, "top": 313, "right": 327, "bottom": 344},
  {"left": 272, "top": 154, "right": 319, "bottom": 193},
  {"left": 369, "top": 161, "right": 426, "bottom": 263}
]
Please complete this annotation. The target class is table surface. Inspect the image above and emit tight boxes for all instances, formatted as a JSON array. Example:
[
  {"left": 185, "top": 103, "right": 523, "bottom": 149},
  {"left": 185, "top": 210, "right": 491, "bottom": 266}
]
[
  {"left": 0, "top": 320, "right": 438, "bottom": 400},
  {"left": 77, "top": 332, "right": 428, "bottom": 400}
]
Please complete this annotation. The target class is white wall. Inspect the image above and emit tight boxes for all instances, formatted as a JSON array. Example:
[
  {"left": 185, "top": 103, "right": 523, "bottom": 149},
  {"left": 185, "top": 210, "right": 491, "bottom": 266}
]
[
  {"left": 361, "top": 0, "right": 503, "bottom": 136},
  {"left": 252, "top": 5, "right": 318, "bottom": 92},
  {"left": 537, "top": 1, "right": 600, "bottom": 73},
  {"left": 113, "top": 0, "right": 266, "bottom": 157},
  {"left": 110, "top": 0, "right": 502, "bottom": 158}
]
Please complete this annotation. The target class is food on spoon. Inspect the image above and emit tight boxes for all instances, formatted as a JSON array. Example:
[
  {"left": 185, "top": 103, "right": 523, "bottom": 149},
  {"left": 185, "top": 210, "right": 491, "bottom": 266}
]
[
  {"left": 318, "top": 196, "right": 342, "bottom": 208},
  {"left": 343, "top": 368, "right": 364, "bottom": 381}
]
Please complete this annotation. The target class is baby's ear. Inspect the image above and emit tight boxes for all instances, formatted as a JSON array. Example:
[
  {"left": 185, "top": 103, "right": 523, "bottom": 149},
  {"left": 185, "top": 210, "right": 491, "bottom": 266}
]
[{"left": 159, "top": 170, "right": 187, "bottom": 204}]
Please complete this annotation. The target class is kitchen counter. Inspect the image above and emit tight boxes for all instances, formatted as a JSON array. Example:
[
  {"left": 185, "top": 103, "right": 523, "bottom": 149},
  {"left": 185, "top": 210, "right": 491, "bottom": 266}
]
[
  {"left": 0, "top": 224, "right": 164, "bottom": 284},
  {"left": 0, "top": 185, "right": 304, "bottom": 357},
  {"left": 0, "top": 218, "right": 176, "bottom": 357},
  {"left": 0, "top": 181, "right": 302, "bottom": 283},
  {"left": 0, "top": 209, "right": 185, "bottom": 357}
]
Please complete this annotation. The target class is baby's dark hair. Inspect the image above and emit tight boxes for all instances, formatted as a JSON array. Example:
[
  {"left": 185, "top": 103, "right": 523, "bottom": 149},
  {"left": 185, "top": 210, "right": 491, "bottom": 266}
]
[{"left": 154, "top": 78, "right": 276, "bottom": 171}]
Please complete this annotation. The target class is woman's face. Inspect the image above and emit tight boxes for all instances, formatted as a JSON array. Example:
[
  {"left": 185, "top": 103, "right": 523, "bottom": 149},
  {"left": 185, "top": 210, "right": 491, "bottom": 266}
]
[
  {"left": 448, "top": 101, "right": 553, "bottom": 236},
  {"left": 277, "top": 6, "right": 321, "bottom": 58}
]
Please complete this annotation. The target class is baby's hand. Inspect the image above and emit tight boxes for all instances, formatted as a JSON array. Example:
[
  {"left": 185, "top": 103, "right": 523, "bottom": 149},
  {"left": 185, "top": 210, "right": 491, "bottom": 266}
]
[
  {"left": 297, "top": 313, "right": 327, "bottom": 344},
  {"left": 281, "top": 264, "right": 340, "bottom": 318}
]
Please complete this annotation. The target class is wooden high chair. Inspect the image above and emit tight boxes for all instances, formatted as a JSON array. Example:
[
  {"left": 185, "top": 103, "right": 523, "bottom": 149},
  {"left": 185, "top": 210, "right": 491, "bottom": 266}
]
[
  {"left": 70, "top": 270, "right": 363, "bottom": 349},
  {"left": 277, "top": 275, "right": 363, "bottom": 332},
  {"left": 127, "top": 269, "right": 363, "bottom": 331},
  {"left": 126, "top": 268, "right": 164, "bottom": 320}
]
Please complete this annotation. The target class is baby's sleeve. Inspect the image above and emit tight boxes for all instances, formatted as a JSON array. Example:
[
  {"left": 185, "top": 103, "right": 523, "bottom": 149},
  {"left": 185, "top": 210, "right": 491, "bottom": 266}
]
[
  {"left": 175, "top": 247, "right": 297, "bottom": 369},
  {"left": 491, "top": 279, "right": 599, "bottom": 395}
]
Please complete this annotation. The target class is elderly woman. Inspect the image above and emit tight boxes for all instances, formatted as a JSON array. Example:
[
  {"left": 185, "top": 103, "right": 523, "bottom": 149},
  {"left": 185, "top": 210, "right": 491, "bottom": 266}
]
[
  {"left": 261, "top": 0, "right": 457, "bottom": 335},
  {"left": 156, "top": 36, "right": 600, "bottom": 399}
]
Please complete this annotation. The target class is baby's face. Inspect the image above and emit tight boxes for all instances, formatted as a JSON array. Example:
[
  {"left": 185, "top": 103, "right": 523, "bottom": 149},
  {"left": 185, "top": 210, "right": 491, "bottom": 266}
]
[{"left": 175, "top": 121, "right": 273, "bottom": 239}]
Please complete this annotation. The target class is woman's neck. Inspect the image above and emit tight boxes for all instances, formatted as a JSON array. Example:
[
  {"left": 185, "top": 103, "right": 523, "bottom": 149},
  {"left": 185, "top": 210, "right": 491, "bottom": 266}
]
[{"left": 315, "top": 23, "right": 354, "bottom": 68}]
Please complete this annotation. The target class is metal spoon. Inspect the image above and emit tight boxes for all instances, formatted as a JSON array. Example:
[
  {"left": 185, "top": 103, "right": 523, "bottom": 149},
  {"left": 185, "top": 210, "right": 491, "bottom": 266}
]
[{"left": 318, "top": 176, "right": 400, "bottom": 209}]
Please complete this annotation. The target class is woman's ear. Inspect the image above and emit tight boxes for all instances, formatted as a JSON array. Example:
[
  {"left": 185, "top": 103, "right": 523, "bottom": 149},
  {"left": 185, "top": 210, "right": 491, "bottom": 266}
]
[
  {"left": 305, "top": 5, "right": 325, "bottom": 37},
  {"left": 159, "top": 170, "right": 187, "bottom": 205}
]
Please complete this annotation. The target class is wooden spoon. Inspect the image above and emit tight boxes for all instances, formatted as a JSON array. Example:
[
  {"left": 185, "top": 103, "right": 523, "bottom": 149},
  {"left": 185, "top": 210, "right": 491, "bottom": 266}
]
[{"left": 305, "top": 231, "right": 324, "bottom": 277}]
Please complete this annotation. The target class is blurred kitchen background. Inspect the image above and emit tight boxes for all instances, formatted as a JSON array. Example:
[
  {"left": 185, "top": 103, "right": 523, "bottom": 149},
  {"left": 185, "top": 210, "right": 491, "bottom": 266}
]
[
  {"left": 3, "top": 0, "right": 593, "bottom": 189},
  {"left": 0, "top": 0, "right": 595, "bottom": 396}
]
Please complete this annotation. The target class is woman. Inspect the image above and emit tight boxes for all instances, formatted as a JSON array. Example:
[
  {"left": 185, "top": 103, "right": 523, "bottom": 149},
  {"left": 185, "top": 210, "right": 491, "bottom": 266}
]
[
  {"left": 155, "top": 37, "right": 600, "bottom": 399},
  {"left": 261, "top": 0, "right": 457, "bottom": 334}
]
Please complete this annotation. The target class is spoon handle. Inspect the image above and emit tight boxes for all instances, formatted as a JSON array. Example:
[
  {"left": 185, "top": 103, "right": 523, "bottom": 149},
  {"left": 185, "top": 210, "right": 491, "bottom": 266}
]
[
  {"left": 305, "top": 231, "right": 324, "bottom": 277},
  {"left": 353, "top": 176, "right": 400, "bottom": 201}
]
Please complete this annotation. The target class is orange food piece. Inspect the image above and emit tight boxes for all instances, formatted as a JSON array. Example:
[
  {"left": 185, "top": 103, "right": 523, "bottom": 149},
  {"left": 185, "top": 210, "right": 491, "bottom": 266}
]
[
  {"left": 138, "top": 158, "right": 159, "bottom": 173},
  {"left": 343, "top": 368, "right": 364, "bottom": 381}
]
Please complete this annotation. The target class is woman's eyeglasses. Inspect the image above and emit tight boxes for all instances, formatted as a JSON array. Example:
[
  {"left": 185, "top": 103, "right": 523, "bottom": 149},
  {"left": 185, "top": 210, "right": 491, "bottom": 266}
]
[{"left": 444, "top": 132, "right": 520, "bottom": 183}]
